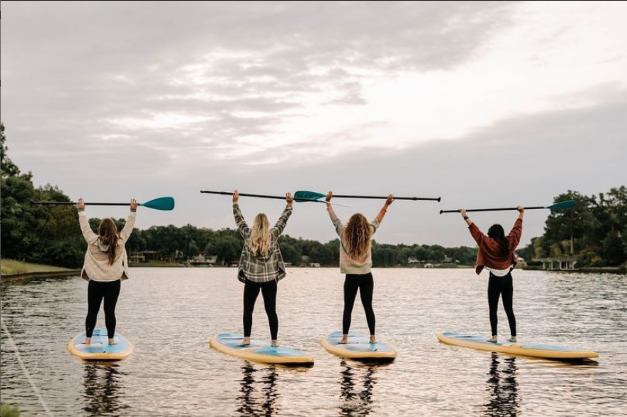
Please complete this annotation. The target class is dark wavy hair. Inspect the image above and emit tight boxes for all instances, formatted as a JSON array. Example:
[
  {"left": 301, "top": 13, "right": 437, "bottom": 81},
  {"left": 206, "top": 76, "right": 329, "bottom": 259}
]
[{"left": 488, "top": 224, "right": 510, "bottom": 257}]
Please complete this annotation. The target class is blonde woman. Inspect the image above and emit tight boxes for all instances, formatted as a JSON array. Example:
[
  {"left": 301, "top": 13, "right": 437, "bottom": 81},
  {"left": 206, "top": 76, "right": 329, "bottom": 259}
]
[
  {"left": 77, "top": 198, "right": 137, "bottom": 345},
  {"left": 233, "top": 190, "right": 294, "bottom": 347},
  {"left": 325, "top": 191, "right": 394, "bottom": 344}
]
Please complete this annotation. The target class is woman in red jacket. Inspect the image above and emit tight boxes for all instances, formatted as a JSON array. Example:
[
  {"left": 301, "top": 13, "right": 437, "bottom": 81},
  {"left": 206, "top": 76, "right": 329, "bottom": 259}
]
[{"left": 460, "top": 206, "right": 524, "bottom": 343}]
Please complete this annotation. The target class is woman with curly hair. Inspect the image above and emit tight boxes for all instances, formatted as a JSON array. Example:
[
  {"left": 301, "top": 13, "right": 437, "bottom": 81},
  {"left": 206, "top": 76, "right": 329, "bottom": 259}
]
[{"left": 325, "top": 191, "right": 394, "bottom": 344}]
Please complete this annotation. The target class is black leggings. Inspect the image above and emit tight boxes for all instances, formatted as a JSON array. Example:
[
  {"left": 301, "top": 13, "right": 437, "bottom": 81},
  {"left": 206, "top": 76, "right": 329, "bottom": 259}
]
[
  {"left": 85, "top": 279, "right": 121, "bottom": 339},
  {"left": 343, "top": 273, "right": 376, "bottom": 336},
  {"left": 488, "top": 272, "right": 516, "bottom": 337},
  {"left": 243, "top": 279, "right": 278, "bottom": 340}
]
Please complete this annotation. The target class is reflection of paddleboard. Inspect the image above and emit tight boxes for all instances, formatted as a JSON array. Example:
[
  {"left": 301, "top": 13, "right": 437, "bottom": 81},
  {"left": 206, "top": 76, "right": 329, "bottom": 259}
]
[
  {"left": 437, "top": 331, "right": 599, "bottom": 360},
  {"left": 321, "top": 331, "right": 397, "bottom": 361},
  {"left": 68, "top": 328, "right": 134, "bottom": 361},
  {"left": 210, "top": 333, "right": 314, "bottom": 366}
]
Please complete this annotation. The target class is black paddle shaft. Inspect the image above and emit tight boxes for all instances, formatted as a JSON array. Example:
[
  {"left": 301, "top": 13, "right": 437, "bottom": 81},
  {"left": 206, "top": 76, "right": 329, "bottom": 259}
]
[
  {"left": 440, "top": 206, "right": 544, "bottom": 214},
  {"left": 200, "top": 190, "right": 319, "bottom": 202},
  {"left": 30, "top": 200, "right": 138, "bottom": 206},
  {"left": 333, "top": 195, "right": 440, "bottom": 202}
]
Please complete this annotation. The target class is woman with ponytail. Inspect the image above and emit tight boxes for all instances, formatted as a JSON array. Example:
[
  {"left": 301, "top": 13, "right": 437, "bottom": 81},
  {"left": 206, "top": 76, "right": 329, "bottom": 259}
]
[
  {"left": 460, "top": 206, "right": 524, "bottom": 342},
  {"left": 325, "top": 191, "right": 394, "bottom": 344},
  {"left": 233, "top": 190, "right": 293, "bottom": 347},
  {"left": 77, "top": 198, "right": 137, "bottom": 345}
]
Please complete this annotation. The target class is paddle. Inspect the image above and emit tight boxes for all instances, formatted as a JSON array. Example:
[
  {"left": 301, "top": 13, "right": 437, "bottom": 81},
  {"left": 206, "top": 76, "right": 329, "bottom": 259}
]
[
  {"left": 200, "top": 190, "right": 326, "bottom": 204},
  {"left": 294, "top": 191, "right": 441, "bottom": 202},
  {"left": 30, "top": 196, "right": 175, "bottom": 211},
  {"left": 439, "top": 200, "right": 575, "bottom": 214}
]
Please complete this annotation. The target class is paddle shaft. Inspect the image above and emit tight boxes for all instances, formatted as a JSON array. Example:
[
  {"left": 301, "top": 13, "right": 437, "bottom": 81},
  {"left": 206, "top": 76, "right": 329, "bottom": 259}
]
[
  {"left": 200, "top": 190, "right": 320, "bottom": 202},
  {"left": 440, "top": 206, "right": 544, "bottom": 214},
  {"left": 31, "top": 201, "right": 138, "bottom": 207},
  {"left": 332, "top": 194, "right": 440, "bottom": 202}
]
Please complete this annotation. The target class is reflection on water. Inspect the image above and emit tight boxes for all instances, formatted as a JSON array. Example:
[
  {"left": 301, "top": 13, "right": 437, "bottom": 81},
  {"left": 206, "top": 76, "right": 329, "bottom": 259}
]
[
  {"left": 237, "top": 364, "right": 280, "bottom": 416},
  {"left": 483, "top": 353, "right": 519, "bottom": 417},
  {"left": 339, "top": 361, "right": 377, "bottom": 416},
  {"left": 82, "top": 363, "right": 129, "bottom": 417},
  {"left": 2, "top": 269, "right": 626, "bottom": 416}
]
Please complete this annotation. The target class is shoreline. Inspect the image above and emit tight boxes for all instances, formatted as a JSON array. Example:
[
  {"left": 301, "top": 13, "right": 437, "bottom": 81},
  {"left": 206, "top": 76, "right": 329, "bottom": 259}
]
[{"left": 1, "top": 269, "right": 82, "bottom": 283}]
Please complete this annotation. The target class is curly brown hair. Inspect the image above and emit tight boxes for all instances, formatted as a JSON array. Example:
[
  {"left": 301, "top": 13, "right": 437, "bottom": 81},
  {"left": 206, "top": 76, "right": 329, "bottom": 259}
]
[{"left": 343, "top": 213, "right": 371, "bottom": 260}]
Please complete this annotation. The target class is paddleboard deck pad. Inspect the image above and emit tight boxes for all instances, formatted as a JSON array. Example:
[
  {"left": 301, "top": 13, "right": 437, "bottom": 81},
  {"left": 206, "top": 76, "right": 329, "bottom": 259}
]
[
  {"left": 438, "top": 331, "right": 599, "bottom": 360},
  {"left": 68, "top": 328, "right": 134, "bottom": 360},
  {"left": 210, "top": 333, "right": 314, "bottom": 366},
  {"left": 321, "top": 331, "right": 397, "bottom": 361}
]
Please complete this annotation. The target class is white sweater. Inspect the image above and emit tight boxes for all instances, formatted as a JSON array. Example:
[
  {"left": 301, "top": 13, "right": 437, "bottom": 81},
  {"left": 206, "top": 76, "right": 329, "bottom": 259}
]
[{"left": 79, "top": 211, "right": 136, "bottom": 282}]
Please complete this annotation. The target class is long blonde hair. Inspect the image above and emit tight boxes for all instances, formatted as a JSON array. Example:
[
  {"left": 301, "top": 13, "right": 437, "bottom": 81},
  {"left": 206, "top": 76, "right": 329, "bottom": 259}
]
[
  {"left": 98, "top": 218, "right": 119, "bottom": 265},
  {"left": 249, "top": 213, "right": 271, "bottom": 257},
  {"left": 343, "top": 213, "right": 371, "bottom": 260}
]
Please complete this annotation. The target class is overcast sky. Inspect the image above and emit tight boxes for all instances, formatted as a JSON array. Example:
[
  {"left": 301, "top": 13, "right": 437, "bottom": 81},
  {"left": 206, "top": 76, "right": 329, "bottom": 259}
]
[{"left": 2, "top": 1, "right": 626, "bottom": 247}]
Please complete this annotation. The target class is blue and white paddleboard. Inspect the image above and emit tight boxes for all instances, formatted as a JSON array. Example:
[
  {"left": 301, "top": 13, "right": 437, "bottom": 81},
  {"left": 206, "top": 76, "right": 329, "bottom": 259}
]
[
  {"left": 68, "top": 328, "right": 134, "bottom": 361},
  {"left": 438, "top": 331, "right": 599, "bottom": 360},
  {"left": 210, "top": 333, "right": 314, "bottom": 366},
  {"left": 321, "top": 331, "right": 397, "bottom": 361}
]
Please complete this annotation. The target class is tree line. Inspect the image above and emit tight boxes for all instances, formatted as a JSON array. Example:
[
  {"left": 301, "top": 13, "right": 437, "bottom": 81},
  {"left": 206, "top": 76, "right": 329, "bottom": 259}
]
[
  {"left": 2, "top": 123, "right": 625, "bottom": 268},
  {"left": 517, "top": 187, "right": 627, "bottom": 267}
]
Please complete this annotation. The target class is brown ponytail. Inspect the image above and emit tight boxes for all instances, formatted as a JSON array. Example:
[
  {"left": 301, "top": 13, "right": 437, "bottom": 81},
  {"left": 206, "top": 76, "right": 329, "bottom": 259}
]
[
  {"left": 488, "top": 224, "right": 510, "bottom": 257},
  {"left": 98, "top": 218, "right": 119, "bottom": 265}
]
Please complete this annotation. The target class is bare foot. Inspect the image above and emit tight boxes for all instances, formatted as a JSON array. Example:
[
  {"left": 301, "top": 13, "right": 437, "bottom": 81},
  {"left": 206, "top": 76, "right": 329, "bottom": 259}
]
[
  {"left": 508, "top": 336, "right": 517, "bottom": 343},
  {"left": 238, "top": 337, "right": 251, "bottom": 347},
  {"left": 82, "top": 337, "right": 92, "bottom": 345},
  {"left": 339, "top": 334, "right": 348, "bottom": 344},
  {"left": 108, "top": 338, "right": 118, "bottom": 345},
  {"left": 271, "top": 340, "right": 279, "bottom": 348},
  {"left": 369, "top": 336, "right": 377, "bottom": 344},
  {"left": 487, "top": 336, "right": 498, "bottom": 343}
]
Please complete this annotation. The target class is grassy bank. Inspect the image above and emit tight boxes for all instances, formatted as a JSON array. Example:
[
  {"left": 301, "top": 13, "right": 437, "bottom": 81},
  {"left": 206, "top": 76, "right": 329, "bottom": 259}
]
[
  {"left": 1, "top": 403, "right": 21, "bottom": 417},
  {"left": 1, "top": 259, "right": 73, "bottom": 276}
]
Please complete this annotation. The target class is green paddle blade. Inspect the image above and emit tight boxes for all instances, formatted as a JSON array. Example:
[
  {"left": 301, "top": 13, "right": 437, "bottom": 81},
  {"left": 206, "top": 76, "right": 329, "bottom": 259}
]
[
  {"left": 546, "top": 200, "right": 575, "bottom": 211},
  {"left": 141, "top": 197, "right": 175, "bottom": 211},
  {"left": 294, "top": 191, "right": 325, "bottom": 201}
]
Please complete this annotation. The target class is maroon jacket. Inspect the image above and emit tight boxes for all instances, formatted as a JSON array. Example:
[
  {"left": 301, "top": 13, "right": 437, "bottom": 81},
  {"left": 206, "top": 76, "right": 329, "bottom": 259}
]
[{"left": 468, "top": 219, "right": 523, "bottom": 275}]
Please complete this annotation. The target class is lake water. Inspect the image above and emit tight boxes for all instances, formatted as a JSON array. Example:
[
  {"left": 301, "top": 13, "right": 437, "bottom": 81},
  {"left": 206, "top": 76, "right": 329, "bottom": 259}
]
[{"left": 1, "top": 268, "right": 626, "bottom": 416}]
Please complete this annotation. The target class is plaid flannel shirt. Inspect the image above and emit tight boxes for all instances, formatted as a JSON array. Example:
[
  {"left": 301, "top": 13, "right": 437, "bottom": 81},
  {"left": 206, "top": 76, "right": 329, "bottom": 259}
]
[{"left": 233, "top": 203, "right": 293, "bottom": 283}]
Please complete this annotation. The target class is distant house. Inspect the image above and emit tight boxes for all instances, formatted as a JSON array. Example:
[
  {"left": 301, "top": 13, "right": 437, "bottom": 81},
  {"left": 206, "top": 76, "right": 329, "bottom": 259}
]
[
  {"left": 130, "top": 251, "right": 162, "bottom": 263},
  {"left": 309, "top": 263, "right": 321, "bottom": 268},
  {"left": 540, "top": 257, "right": 579, "bottom": 271},
  {"left": 188, "top": 253, "right": 217, "bottom": 267},
  {"left": 408, "top": 257, "right": 420, "bottom": 264},
  {"left": 424, "top": 263, "right": 434, "bottom": 268},
  {"left": 129, "top": 252, "right": 145, "bottom": 264},
  {"left": 444, "top": 255, "right": 452, "bottom": 263},
  {"left": 143, "top": 251, "right": 162, "bottom": 261}
]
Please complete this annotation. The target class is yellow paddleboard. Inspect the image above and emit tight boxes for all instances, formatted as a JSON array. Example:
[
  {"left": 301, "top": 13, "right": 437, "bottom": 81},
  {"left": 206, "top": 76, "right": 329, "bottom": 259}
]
[
  {"left": 438, "top": 331, "right": 599, "bottom": 360},
  {"left": 210, "top": 333, "right": 314, "bottom": 366},
  {"left": 321, "top": 332, "right": 397, "bottom": 361},
  {"left": 68, "top": 328, "right": 134, "bottom": 361}
]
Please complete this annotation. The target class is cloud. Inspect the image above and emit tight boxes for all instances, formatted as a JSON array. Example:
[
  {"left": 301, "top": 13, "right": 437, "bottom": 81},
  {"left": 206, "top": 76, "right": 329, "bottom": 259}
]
[{"left": 2, "top": 2, "right": 626, "bottom": 246}]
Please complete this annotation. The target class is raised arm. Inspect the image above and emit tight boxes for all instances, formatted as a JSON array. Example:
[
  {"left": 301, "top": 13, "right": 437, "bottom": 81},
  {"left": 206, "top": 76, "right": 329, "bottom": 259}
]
[
  {"left": 232, "top": 190, "right": 251, "bottom": 238},
  {"left": 77, "top": 198, "right": 98, "bottom": 245},
  {"left": 460, "top": 208, "right": 487, "bottom": 246},
  {"left": 270, "top": 193, "right": 294, "bottom": 238},
  {"left": 507, "top": 206, "right": 524, "bottom": 250},
  {"left": 325, "top": 191, "right": 344, "bottom": 237},
  {"left": 374, "top": 194, "right": 394, "bottom": 223},
  {"left": 119, "top": 199, "right": 138, "bottom": 241}
]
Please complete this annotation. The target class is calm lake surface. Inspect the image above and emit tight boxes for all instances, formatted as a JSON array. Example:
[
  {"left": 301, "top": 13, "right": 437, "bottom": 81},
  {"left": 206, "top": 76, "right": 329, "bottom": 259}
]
[{"left": 1, "top": 268, "right": 626, "bottom": 416}]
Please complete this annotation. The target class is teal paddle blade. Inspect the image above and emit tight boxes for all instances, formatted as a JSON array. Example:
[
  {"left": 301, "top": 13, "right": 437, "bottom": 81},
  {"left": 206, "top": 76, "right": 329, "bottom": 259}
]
[
  {"left": 547, "top": 200, "right": 575, "bottom": 211},
  {"left": 294, "top": 191, "right": 326, "bottom": 202},
  {"left": 141, "top": 197, "right": 175, "bottom": 211}
]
